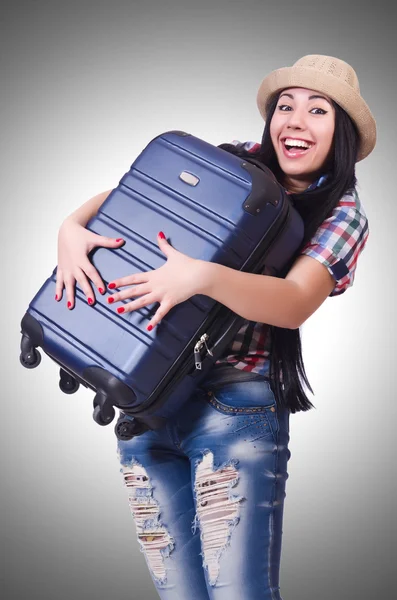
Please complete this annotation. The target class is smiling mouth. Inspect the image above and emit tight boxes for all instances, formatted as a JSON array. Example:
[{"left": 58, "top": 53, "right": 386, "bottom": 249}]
[{"left": 281, "top": 138, "right": 315, "bottom": 156}]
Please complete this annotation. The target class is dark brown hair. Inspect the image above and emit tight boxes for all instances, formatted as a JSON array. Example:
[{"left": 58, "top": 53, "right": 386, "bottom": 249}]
[{"left": 218, "top": 92, "right": 360, "bottom": 413}]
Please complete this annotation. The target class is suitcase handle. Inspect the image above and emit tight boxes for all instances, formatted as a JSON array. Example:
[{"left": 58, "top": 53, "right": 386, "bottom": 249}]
[{"left": 242, "top": 157, "right": 278, "bottom": 181}]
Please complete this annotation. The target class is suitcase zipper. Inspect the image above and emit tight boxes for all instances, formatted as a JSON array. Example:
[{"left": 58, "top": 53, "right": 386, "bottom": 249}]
[{"left": 194, "top": 333, "right": 213, "bottom": 370}]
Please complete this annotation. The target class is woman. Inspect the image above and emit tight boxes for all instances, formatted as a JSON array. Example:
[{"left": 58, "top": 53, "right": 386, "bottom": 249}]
[{"left": 56, "top": 55, "right": 375, "bottom": 599}]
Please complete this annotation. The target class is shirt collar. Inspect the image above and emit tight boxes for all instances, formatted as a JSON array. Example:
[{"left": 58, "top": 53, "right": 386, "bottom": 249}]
[
  {"left": 306, "top": 173, "right": 329, "bottom": 191},
  {"left": 284, "top": 173, "right": 329, "bottom": 195}
]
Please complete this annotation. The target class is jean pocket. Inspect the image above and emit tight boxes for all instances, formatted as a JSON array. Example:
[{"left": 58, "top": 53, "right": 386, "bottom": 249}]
[
  {"left": 209, "top": 380, "right": 276, "bottom": 411},
  {"left": 205, "top": 381, "right": 279, "bottom": 443}
]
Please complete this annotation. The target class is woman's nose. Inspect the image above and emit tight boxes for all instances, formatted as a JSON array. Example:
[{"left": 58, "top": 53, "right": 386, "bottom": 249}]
[{"left": 286, "top": 108, "right": 306, "bottom": 130}]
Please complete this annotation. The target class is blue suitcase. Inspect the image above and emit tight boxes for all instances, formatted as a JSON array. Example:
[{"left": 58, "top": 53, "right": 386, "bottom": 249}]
[{"left": 20, "top": 130, "right": 304, "bottom": 440}]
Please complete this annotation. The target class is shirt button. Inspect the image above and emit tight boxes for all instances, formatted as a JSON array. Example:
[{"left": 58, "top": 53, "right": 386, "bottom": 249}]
[{"left": 270, "top": 407, "right": 276, "bottom": 412}]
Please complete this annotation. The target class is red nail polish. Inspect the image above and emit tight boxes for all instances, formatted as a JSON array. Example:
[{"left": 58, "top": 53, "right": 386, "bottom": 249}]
[
  {"left": 55, "top": 294, "right": 58, "bottom": 301},
  {"left": 116, "top": 238, "right": 124, "bottom": 242},
  {"left": 158, "top": 231, "right": 165, "bottom": 239},
  {"left": 117, "top": 306, "right": 125, "bottom": 314},
  {"left": 147, "top": 324, "right": 153, "bottom": 331},
  {"left": 98, "top": 288, "right": 104, "bottom": 294},
  {"left": 88, "top": 297, "right": 94, "bottom": 305},
  {"left": 67, "top": 301, "right": 72, "bottom": 308},
  {"left": 107, "top": 297, "right": 114, "bottom": 304},
  {"left": 108, "top": 283, "right": 116, "bottom": 289}
]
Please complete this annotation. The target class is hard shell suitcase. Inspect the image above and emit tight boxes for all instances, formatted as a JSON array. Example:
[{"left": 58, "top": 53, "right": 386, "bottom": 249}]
[{"left": 20, "top": 130, "right": 304, "bottom": 440}]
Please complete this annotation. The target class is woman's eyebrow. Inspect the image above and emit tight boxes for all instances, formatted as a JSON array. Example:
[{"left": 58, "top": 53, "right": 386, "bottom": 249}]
[
  {"left": 309, "top": 94, "right": 331, "bottom": 104},
  {"left": 279, "top": 92, "right": 331, "bottom": 105}
]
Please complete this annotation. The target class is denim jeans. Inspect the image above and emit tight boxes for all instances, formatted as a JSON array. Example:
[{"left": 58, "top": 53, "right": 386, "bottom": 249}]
[{"left": 116, "top": 379, "right": 291, "bottom": 600}]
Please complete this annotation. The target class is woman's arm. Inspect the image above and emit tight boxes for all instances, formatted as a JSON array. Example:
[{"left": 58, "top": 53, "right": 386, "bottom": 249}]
[
  {"left": 105, "top": 234, "right": 334, "bottom": 331},
  {"left": 200, "top": 263, "right": 300, "bottom": 328},
  {"left": 200, "top": 256, "right": 335, "bottom": 329},
  {"left": 63, "top": 189, "right": 113, "bottom": 226}
]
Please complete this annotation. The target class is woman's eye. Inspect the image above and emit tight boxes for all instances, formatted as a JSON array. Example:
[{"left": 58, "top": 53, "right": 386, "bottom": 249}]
[
  {"left": 310, "top": 108, "right": 328, "bottom": 115},
  {"left": 277, "top": 105, "right": 327, "bottom": 114}
]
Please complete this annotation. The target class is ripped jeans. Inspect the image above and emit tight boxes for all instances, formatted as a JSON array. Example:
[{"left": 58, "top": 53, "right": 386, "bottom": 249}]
[{"left": 116, "top": 379, "right": 291, "bottom": 600}]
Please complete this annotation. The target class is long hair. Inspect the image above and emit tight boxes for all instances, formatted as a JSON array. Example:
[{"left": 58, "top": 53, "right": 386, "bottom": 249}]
[{"left": 218, "top": 92, "right": 360, "bottom": 413}]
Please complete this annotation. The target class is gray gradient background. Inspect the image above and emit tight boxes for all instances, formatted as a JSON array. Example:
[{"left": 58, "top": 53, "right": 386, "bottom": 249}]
[{"left": 1, "top": 0, "right": 395, "bottom": 598}]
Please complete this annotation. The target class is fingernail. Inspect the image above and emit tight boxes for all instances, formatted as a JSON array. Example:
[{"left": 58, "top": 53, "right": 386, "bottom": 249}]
[
  {"left": 67, "top": 301, "right": 72, "bottom": 308},
  {"left": 98, "top": 288, "right": 104, "bottom": 294},
  {"left": 88, "top": 297, "right": 94, "bottom": 305},
  {"left": 108, "top": 283, "right": 116, "bottom": 289},
  {"left": 116, "top": 238, "right": 124, "bottom": 242},
  {"left": 55, "top": 294, "right": 58, "bottom": 301},
  {"left": 147, "top": 324, "right": 153, "bottom": 331},
  {"left": 117, "top": 307, "right": 125, "bottom": 314},
  {"left": 158, "top": 231, "right": 165, "bottom": 239},
  {"left": 107, "top": 297, "right": 114, "bottom": 304}
]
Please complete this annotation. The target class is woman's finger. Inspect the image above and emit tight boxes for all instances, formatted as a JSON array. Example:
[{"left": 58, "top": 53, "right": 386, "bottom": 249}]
[
  {"left": 55, "top": 268, "right": 64, "bottom": 302},
  {"left": 146, "top": 302, "right": 171, "bottom": 331},
  {"left": 81, "top": 258, "right": 107, "bottom": 295},
  {"left": 108, "top": 283, "right": 152, "bottom": 304},
  {"left": 74, "top": 267, "right": 96, "bottom": 306},
  {"left": 90, "top": 233, "right": 125, "bottom": 251},
  {"left": 64, "top": 274, "right": 76, "bottom": 310},
  {"left": 108, "top": 271, "right": 149, "bottom": 289},
  {"left": 117, "top": 292, "right": 157, "bottom": 314}
]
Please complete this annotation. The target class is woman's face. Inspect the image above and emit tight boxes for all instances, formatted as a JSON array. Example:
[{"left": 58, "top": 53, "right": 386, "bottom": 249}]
[{"left": 269, "top": 87, "right": 336, "bottom": 193}]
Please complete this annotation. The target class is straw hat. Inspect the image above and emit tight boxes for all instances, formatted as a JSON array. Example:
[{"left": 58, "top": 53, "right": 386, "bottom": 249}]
[{"left": 256, "top": 54, "right": 376, "bottom": 162}]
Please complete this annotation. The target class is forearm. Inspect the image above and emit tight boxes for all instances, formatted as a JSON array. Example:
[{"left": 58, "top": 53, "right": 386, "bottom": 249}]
[
  {"left": 63, "top": 189, "right": 113, "bottom": 226},
  {"left": 200, "top": 262, "right": 301, "bottom": 329}
]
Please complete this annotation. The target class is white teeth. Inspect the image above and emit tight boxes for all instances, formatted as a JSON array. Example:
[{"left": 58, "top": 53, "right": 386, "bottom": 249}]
[{"left": 283, "top": 138, "right": 313, "bottom": 149}]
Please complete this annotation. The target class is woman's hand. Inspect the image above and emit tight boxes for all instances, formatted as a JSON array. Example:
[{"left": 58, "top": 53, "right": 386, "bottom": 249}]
[
  {"left": 56, "top": 218, "right": 125, "bottom": 309},
  {"left": 107, "top": 232, "right": 209, "bottom": 331}
]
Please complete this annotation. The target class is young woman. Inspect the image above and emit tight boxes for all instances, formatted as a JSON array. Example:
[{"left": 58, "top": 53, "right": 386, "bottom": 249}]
[{"left": 56, "top": 55, "right": 375, "bottom": 599}]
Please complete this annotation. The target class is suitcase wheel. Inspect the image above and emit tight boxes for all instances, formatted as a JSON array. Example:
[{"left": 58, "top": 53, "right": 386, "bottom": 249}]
[
  {"left": 59, "top": 368, "right": 80, "bottom": 394},
  {"left": 59, "top": 378, "right": 79, "bottom": 394},
  {"left": 93, "top": 402, "right": 115, "bottom": 426},
  {"left": 114, "top": 415, "right": 149, "bottom": 440},
  {"left": 20, "top": 333, "right": 42, "bottom": 369},
  {"left": 20, "top": 348, "right": 41, "bottom": 369}
]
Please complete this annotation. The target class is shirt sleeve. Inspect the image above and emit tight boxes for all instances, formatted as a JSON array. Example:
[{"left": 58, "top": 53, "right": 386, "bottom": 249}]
[
  {"left": 227, "top": 140, "right": 261, "bottom": 153},
  {"left": 299, "top": 192, "right": 370, "bottom": 297}
]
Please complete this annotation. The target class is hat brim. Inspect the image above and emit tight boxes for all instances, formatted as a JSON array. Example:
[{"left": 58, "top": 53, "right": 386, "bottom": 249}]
[{"left": 256, "top": 66, "right": 377, "bottom": 162}]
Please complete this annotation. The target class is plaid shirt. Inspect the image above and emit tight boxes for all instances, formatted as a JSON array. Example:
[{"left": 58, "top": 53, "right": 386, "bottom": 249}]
[{"left": 213, "top": 140, "right": 370, "bottom": 377}]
